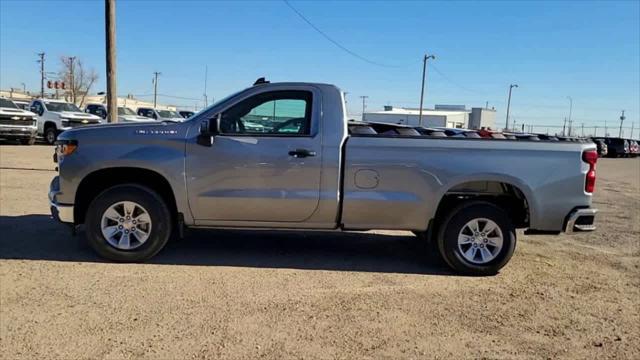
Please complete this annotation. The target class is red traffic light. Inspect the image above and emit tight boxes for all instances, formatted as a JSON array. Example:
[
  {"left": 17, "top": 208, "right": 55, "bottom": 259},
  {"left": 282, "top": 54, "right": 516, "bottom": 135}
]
[
  {"left": 54, "top": 81, "right": 60, "bottom": 89},
  {"left": 47, "top": 80, "right": 52, "bottom": 89},
  {"left": 60, "top": 82, "right": 66, "bottom": 90}
]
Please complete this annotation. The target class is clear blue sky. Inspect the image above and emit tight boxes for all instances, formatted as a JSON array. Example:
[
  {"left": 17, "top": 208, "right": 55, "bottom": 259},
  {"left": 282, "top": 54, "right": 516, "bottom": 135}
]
[{"left": 1, "top": 0, "right": 639, "bottom": 134}]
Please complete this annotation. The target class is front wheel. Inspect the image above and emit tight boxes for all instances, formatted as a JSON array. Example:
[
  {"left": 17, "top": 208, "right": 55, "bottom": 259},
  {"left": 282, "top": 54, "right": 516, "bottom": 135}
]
[
  {"left": 436, "top": 201, "right": 516, "bottom": 276},
  {"left": 44, "top": 127, "right": 57, "bottom": 145},
  {"left": 85, "top": 185, "right": 172, "bottom": 262}
]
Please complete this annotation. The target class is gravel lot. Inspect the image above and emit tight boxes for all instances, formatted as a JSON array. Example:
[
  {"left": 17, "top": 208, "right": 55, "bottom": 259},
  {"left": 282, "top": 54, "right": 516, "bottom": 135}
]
[{"left": 1, "top": 144, "right": 638, "bottom": 359}]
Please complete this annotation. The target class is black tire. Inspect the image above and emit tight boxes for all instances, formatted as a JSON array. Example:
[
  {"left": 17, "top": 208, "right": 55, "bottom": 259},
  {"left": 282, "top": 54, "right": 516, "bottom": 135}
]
[
  {"left": 20, "top": 137, "right": 36, "bottom": 145},
  {"left": 44, "top": 126, "right": 57, "bottom": 145},
  {"left": 436, "top": 201, "right": 516, "bottom": 276},
  {"left": 85, "top": 184, "right": 172, "bottom": 262}
]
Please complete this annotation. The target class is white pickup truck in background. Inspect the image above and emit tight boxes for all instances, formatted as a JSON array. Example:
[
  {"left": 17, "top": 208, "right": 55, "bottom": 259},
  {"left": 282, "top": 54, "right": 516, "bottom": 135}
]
[{"left": 29, "top": 99, "right": 102, "bottom": 144}]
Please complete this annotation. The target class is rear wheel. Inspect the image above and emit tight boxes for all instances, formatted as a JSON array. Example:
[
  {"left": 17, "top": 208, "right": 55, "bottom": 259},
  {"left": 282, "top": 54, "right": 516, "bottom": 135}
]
[
  {"left": 85, "top": 185, "right": 172, "bottom": 262},
  {"left": 436, "top": 201, "right": 516, "bottom": 275},
  {"left": 44, "top": 126, "right": 57, "bottom": 145}
]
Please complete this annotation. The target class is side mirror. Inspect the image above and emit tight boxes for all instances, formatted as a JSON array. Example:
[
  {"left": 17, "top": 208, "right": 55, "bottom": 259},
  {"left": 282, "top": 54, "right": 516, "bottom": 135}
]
[{"left": 196, "top": 116, "right": 219, "bottom": 147}]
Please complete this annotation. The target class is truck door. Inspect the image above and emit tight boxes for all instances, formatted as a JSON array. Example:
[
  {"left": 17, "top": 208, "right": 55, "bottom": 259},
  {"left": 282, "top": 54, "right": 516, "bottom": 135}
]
[{"left": 185, "top": 89, "right": 322, "bottom": 223}]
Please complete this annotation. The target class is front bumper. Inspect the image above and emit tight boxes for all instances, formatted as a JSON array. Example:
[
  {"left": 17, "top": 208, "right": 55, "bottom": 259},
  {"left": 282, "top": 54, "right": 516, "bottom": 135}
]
[
  {"left": 564, "top": 208, "right": 597, "bottom": 233},
  {"left": 0, "top": 125, "right": 36, "bottom": 139},
  {"left": 49, "top": 176, "right": 74, "bottom": 223}
]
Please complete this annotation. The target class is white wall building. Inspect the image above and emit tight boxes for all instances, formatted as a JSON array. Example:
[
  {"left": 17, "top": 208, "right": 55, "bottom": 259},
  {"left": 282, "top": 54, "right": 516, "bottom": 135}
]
[{"left": 363, "top": 106, "right": 469, "bottom": 128}]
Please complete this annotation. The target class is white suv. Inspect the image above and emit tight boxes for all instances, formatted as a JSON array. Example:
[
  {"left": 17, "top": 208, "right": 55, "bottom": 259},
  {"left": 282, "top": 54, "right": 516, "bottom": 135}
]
[{"left": 29, "top": 99, "right": 102, "bottom": 144}]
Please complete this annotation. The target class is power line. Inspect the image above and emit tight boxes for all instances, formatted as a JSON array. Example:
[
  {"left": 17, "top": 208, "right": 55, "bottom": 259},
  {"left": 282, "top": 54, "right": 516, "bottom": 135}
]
[
  {"left": 282, "top": 0, "right": 399, "bottom": 68},
  {"left": 429, "top": 63, "right": 483, "bottom": 95}
]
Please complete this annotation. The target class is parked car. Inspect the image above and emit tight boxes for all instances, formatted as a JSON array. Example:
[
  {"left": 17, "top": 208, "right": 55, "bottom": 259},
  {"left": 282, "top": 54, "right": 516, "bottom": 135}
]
[
  {"left": 0, "top": 97, "right": 37, "bottom": 145},
  {"left": 477, "top": 129, "right": 507, "bottom": 139},
  {"left": 363, "top": 122, "right": 421, "bottom": 136},
  {"left": 597, "top": 137, "right": 629, "bottom": 158},
  {"left": 435, "top": 128, "right": 482, "bottom": 138},
  {"left": 29, "top": 99, "right": 102, "bottom": 145},
  {"left": 49, "top": 80, "right": 598, "bottom": 276},
  {"left": 178, "top": 110, "right": 195, "bottom": 119},
  {"left": 536, "top": 134, "right": 559, "bottom": 141},
  {"left": 137, "top": 107, "right": 184, "bottom": 122},
  {"left": 591, "top": 138, "right": 608, "bottom": 157},
  {"left": 414, "top": 126, "right": 448, "bottom": 137},
  {"left": 628, "top": 140, "right": 639, "bottom": 157},
  {"left": 85, "top": 103, "right": 154, "bottom": 123}
]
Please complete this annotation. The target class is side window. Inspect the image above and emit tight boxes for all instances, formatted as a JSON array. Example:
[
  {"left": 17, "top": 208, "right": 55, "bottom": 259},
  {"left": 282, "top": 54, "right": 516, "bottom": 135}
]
[{"left": 220, "top": 91, "right": 312, "bottom": 135}]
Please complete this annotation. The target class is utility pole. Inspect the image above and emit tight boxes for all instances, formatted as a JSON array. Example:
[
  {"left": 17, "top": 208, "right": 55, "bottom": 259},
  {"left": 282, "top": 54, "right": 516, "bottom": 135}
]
[
  {"left": 485, "top": 101, "right": 489, "bottom": 109},
  {"left": 344, "top": 92, "right": 349, "bottom": 116},
  {"left": 566, "top": 96, "right": 573, "bottom": 137},
  {"left": 153, "top": 71, "right": 161, "bottom": 108},
  {"left": 562, "top": 117, "right": 567, "bottom": 136},
  {"left": 618, "top": 110, "right": 625, "bottom": 137},
  {"left": 505, "top": 84, "right": 518, "bottom": 130},
  {"left": 37, "top": 52, "right": 45, "bottom": 98},
  {"left": 359, "top": 96, "right": 368, "bottom": 121},
  {"left": 418, "top": 54, "right": 435, "bottom": 127},
  {"left": 203, "top": 65, "right": 208, "bottom": 107},
  {"left": 68, "top": 56, "right": 76, "bottom": 102},
  {"left": 105, "top": 0, "right": 118, "bottom": 123},
  {"left": 581, "top": 123, "right": 584, "bottom": 137}
]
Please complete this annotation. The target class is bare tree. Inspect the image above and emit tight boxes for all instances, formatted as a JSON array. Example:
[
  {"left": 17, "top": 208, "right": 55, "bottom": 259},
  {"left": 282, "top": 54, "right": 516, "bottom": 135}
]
[{"left": 59, "top": 56, "right": 98, "bottom": 107}]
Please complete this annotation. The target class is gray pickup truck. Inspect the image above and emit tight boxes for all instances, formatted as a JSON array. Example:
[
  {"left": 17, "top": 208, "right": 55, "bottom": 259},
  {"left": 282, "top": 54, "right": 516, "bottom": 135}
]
[{"left": 49, "top": 80, "right": 598, "bottom": 275}]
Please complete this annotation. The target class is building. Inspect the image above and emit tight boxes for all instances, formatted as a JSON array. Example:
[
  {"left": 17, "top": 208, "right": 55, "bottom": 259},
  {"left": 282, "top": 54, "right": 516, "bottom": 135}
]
[
  {"left": 468, "top": 107, "right": 497, "bottom": 130},
  {"left": 363, "top": 105, "right": 469, "bottom": 128},
  {"left": 363, "top": 104, "right": 497, "bottom": 130}
]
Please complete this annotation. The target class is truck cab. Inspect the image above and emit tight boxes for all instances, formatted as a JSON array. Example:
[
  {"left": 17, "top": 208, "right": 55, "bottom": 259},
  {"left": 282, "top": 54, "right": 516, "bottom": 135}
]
[{"left": 30, "top": 99, "right": 102, "bottom": 144}]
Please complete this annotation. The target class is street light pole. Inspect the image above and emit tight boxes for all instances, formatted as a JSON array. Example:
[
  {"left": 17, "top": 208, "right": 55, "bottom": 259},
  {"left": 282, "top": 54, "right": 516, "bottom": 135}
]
[
  {"left": 567, "top": 96, "right": 573, "bottom": 136},
  {"left": 359, "top": 95, "right": 368, "bottom": 121},
  {"left": 418, "top": 54, "right": 435, "bottom": 127},
  {"left": 505, "top": 84, "right": 518, "bottom": 131},
  {"left": 618, "top": 110, "right": 625, "bottom": 138},
  {"left": 153, "top": 71, "right": 161, "bottom": 108}
]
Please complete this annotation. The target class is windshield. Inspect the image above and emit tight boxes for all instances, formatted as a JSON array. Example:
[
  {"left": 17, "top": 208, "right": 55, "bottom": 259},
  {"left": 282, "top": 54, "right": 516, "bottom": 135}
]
[
  {"left": 45, "top": 102, "right": 82, "bottom": 112},
  {"left": 157, "top": 110, "right": 181, "bottom": 118},
  {"left": 0, "top": 98, "right": 18, "bottom": 109},
  {"left": 118, "top": 107, "right": 137, "bottom": 116}
]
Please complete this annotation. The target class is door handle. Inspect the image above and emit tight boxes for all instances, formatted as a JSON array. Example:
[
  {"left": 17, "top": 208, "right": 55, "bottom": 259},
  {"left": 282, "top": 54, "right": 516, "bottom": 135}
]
[{"left": 288, "top": 149, "right": 316, "bottom": 158}]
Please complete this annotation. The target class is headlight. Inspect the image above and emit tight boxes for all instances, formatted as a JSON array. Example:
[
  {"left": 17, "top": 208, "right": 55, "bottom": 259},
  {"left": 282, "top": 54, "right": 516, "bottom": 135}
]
[{"left": 55, "top": 139, "right": 78, "bottom": 162}]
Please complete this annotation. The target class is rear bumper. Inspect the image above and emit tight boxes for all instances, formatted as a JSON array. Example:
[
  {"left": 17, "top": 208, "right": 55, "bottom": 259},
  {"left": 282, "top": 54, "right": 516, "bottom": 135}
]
[
  {"left": 564, "top": 208, "right": 597, "bottom": 233},
  {"left": 49, "top": 176, "right": 74, "bottom": 224}
]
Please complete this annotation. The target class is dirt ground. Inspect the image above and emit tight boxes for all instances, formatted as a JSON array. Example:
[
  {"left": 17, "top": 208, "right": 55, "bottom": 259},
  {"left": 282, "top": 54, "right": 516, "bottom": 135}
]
[{"left": 0, "top": 144, "right": 638, "bottom": 359}]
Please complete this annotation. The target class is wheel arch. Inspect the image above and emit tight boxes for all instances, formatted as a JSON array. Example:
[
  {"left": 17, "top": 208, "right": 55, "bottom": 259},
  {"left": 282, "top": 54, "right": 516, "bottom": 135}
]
[
  {"left": 74, "top": 167, "right": 178, "bottom": 225},
  {"left": 432, "top": 178, "right": 533, "bottom": 230}
]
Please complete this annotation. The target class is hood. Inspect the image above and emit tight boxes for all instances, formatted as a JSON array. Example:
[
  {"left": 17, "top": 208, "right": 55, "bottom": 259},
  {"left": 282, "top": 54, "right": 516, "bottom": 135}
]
[
  {"left": 58, "top": 120, "right": 188, "bottom": 142},
  {"left": 55, "top": 111, "right": 102, "bottom": 120},
  {"left": 119, "top": 114, "right": 155, "bottom": 122},
  {"left": 0, "top": 107, "right": 37, "bottom": 118}
]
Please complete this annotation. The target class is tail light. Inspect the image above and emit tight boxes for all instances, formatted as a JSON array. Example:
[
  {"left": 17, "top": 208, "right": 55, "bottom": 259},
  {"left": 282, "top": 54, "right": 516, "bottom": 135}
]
[{"left": 582, "top": 150, "right": 597, "bottom": 193}]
